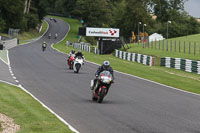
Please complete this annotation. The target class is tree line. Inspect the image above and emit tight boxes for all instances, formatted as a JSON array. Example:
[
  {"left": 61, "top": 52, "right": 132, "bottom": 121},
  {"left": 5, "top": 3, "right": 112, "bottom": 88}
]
[
  {"left": 1, "top": 0, "right": 200, "bottom": 39},
  {"left": 0, "top": 0, "right": 47, "bottom": 33}
]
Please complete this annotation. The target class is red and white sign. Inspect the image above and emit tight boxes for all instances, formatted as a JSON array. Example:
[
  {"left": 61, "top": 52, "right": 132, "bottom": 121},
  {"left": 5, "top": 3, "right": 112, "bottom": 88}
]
[{"left": 86, "top": 27, "right": 119, "bottom": 37}]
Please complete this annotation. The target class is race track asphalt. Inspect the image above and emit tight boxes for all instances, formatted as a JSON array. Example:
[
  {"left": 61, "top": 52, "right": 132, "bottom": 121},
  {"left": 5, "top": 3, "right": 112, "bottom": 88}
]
[{"left": 8, "top": 18, "right": 200, "bottom": 133}]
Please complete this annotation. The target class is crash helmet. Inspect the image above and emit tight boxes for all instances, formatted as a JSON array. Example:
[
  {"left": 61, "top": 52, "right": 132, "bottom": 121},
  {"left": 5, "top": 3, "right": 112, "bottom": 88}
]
[
  {"left": 71, "top": 49, "right": 75, "bottom": 54},
  {"left": 77, "top": 50, "right": 82, "bottom": 54},
  {"left": 103, "top": 61, "right": 110, "bottom": 69}
]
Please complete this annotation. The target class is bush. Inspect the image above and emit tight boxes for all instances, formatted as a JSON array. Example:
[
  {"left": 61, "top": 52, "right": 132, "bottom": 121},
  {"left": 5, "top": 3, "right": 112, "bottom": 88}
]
[
  {"left": 26, "top": 13, "right": 39, "bottom": 29},
  {"left": 0, "top": 16, "right": 5, "bottom": 32},
  {"left": 85, "top": 36, "right": 97, "bottom": 45}
]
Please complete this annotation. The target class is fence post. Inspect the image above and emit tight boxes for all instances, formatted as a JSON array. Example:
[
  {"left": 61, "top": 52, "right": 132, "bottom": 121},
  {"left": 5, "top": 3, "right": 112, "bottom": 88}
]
[
  {"left": 175, "top": 40, "right": 176, "bottom": 52},
  {"left": 179, "top": 40, "right": 181, "bottom": 53},
  {"left": 184, "top": 41, "right": 185, "bottom": 54},
  {"left": 159, "top": 40, "right": 160, "bottom": 50},
  {"left": 170, "top": 40, "right": 172, "bottom": 51},
  {"left": 166, "top": 40, "right": 168, "bottom": 51},
  {"left": 194, "top": 42, "right": 196, "bottom": 55},
  {"left": 189, "top": 41, "right": 191, "bottom": 54},
  {"left": 199, "top": 43, "right": 200, "bottom": 54},
  {"left": 162, "top": 40, "right": 164, "bottom": 51}
]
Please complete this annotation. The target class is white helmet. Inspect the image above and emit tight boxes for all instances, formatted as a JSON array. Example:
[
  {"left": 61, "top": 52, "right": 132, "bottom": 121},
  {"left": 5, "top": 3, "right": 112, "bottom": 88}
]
[{"left": 103, "top": 61, "right": 110, "bottom": 69}]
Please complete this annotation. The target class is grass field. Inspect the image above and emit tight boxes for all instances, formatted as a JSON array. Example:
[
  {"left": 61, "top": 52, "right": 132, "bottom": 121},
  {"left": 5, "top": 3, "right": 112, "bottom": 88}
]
[
  {"left": 126, "top": 34, "right": 200, "bottom": 61},
  {"left": 0, "top": 82, "right": 72, "bottom": 133},
  {"left": 52, "top": 16, "right": 200, "bottom": 95}
]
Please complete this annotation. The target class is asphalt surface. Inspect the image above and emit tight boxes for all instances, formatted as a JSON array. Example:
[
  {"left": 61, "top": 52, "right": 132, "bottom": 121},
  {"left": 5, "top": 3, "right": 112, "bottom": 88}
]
[
  {"left": 8, "top": 18, "right": 200, "bottom": 133},
  {"left": 0, "top": 59, "right": 16, "bottom": 84}
]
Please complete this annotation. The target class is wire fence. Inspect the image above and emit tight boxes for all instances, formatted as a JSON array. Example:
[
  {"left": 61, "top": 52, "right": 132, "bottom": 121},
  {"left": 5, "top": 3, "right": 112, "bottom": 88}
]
[{"left": 141, "top": 40, "right": 200, "bottom": 55}]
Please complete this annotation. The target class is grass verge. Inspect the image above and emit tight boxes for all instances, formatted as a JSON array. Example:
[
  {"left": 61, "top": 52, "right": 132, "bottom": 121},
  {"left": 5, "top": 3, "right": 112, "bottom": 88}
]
[
  {"left": 18, "top": 20, "right": 48, "bottom": 44},
  {"left": 0, "top": 20, "right": 48, "bottom": 44},
  {"left": 0, "top": 50, "right": 7, "bottom": 64},
  {"left": 0, "top": 82, "right": 72, "bottom": 133},
  {"left": 52, "top": 16, "right": 200, "bottom": 94},
  {"left": 126, "top": 34, "right": 200, "bottom": 61}
]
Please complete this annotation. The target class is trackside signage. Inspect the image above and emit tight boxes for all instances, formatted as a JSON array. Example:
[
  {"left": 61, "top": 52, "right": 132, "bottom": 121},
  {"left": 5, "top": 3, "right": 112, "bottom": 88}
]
[{"left": 86, "top": 27, "right": 119, "bottom": 37}]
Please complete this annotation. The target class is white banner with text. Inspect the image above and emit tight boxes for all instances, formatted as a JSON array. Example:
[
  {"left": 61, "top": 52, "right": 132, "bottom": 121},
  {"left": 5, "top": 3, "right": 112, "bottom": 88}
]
[{"left": 86, "top": 27, "right": 119, "bottom": 37}]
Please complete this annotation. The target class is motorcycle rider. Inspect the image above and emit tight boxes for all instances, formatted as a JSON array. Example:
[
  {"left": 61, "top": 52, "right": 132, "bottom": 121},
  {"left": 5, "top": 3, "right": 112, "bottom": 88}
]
[
  {"left": 69, "top": 49, "right": 75, "bottom": 56},
  {"left": 74, "top": 50, "right": 84, "bottom": 59},
  {"left": 91, "top": 61, "right": 114, "bottom": 90},
  {"left": 67, "top": 49, "right": 76, "bottom": 62},
  {"left": 48, "top": 33, "right": 51, "bottom": 39},
  {"left": 55, "top": 33, "right": 58, "bottom": 39},
  {"left": 42, "top": 41, "right": 47, "bottom": 51}
]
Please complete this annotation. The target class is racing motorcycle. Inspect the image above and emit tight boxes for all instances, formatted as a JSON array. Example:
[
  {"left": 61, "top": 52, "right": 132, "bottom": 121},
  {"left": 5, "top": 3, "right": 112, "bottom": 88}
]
[
  {"left": 67, "top": 54, "right": 75, "bottom": 69},
  {"left": 73, "top": 56, "right": 84, "bottom": 73},
  {"left": 42, "top": 43, "right": 47, "bottom": 52},
  {"left": 91, "top": 71, "right": 113, "bottom": 103}
]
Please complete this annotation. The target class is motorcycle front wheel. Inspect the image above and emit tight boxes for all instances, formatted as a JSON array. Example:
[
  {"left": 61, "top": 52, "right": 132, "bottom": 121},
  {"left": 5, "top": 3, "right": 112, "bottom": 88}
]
[{"left": 97, "top": 87, "right": 105, "bottom": 103}]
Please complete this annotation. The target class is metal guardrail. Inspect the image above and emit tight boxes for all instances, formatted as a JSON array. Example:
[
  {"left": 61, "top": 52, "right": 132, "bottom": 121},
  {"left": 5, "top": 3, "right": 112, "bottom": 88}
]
[{"left": 67, "top": 41, "right": 100, "bottom": 54}]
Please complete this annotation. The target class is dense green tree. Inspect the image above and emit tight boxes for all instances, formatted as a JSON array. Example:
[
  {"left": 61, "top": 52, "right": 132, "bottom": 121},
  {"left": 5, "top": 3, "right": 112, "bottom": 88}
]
[
  {"left": 153, "top": 0, "right": 188, "bottom": 22},
  {"left": 55, "top": 0, "right": 77, "bottom": 16},
  {"left": 46, "top": 0, "right": 56, "bottom": 13},
  {"left": 112, "top": 0, "right": 153, "bottom": 38},
  {"left": 33, "top": 0, "right": 48, "bottom": 20},
  {"left": 0, "top": 11, "right": 5, "bottom": 32},
  {"left": 0, "top": 0, "right": 25, "bottom": 31},
  {"left": 73, "top": 0, "right": 112, "bottom": 27}
]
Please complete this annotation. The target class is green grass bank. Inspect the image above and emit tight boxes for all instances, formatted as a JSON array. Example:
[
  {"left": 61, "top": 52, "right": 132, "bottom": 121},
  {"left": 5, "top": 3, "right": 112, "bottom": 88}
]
[
  {"left": 0, "top": 82, "right": 72, "bottom": 133},
  {"left": 126, "top": 34, "right": 200, "bottom": 61}
]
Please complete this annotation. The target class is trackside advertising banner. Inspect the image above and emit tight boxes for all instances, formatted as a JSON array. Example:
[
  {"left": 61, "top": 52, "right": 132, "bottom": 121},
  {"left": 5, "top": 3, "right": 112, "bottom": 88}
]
[{"left": 86, "top": 27, "right": 120, "bottom": 37}]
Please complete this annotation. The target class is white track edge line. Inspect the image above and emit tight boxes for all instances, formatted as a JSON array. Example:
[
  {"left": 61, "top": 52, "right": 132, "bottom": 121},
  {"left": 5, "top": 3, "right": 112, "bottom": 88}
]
[
  {"left": 0, "top": 80, "right": 79, "bottom": 133},
  {"left": 7, "top": 28, "right": 79, "bottom": 132},
  {"left": 0, "top": 57, "right": 8, "bottom": 65},
  {"left": 0, "top": 80, "right": 17, "bottom": 86},
  {"left": 0, "top": 50, "right": 8, "bottom": 65}
]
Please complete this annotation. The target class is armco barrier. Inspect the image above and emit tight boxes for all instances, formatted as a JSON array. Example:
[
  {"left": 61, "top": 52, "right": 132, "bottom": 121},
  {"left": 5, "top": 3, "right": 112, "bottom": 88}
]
[
  {"left": 160, "top": 57, "right": 200, "bottom": 74},
  {"left": 0, "top": 38, "right": 18, "bottom": 49},
  {"left": 115, "top": 49, "right": 154, "bottom": 66},
  {"left": 71, "top": 42, "right": 99, "bottom": 54}
]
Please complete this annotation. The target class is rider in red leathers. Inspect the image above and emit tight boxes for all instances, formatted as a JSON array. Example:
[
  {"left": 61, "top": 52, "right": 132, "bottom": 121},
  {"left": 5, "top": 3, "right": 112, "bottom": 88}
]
[{"left": 68, "top": 50, "right": 76, "bottom": 69}]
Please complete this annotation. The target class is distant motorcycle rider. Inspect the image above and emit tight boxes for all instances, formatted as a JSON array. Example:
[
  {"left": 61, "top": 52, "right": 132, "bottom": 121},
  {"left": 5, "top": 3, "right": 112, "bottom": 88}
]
[
  {"left": 91, "top": 61, "right": 114, "bottom": 90},
  {"left": 74, "top": 50, "right": 85, "bottom": 60},
  {"left": 48, "top": 33, "right": 51, "bottom": 39},
  {"left": 42, "top": 41, "right": 47, "bottom": 51},
  {"left": 55, "top": 33, "right": 58, "bottom": 39}
]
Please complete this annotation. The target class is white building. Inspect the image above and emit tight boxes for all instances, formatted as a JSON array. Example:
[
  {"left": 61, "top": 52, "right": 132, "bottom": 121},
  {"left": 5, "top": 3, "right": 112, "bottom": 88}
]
[{"left": 149, "top": 33, "right": 163, "bottom": 42}]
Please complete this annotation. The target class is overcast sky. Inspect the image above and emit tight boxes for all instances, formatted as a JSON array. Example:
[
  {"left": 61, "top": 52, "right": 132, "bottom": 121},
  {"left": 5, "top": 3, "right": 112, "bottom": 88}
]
[{"left": 184, "top": 0, "right": 200, "bottom": 18}]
